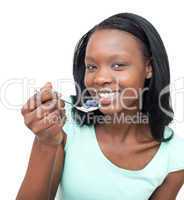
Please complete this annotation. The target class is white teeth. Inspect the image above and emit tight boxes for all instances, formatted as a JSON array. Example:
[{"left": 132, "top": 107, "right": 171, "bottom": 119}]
[{"left": 98, "top": 92, "right": 120, "bottom": 99}]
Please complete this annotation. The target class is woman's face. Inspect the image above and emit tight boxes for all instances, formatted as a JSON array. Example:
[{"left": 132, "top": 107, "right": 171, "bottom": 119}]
[{"left": 84, "top": 29, "right": 152, "bottom": 115}]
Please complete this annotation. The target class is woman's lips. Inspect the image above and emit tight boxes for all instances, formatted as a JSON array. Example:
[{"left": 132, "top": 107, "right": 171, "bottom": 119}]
[
  {"left": 99, "top": 97, "right": 112, "bottom": 105},
  {"left": 98, "top": 91, "right": 120, "bottom": 106}
]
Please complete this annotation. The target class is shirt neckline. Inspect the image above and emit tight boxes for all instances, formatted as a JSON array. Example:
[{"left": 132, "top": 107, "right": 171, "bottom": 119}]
[{"left": 91, "top": 124, "right": 164, "bottom": 175}]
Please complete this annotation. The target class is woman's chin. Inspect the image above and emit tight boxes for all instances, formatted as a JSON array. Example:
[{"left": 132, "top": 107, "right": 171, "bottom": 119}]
[{"left": 99, "top": 104, "right": 123, "bottom": 115}]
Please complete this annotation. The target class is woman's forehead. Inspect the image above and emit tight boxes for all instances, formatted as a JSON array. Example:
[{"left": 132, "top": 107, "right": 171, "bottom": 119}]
[{"left": 85, "top": 29, "right": 143, "bottom": 59}]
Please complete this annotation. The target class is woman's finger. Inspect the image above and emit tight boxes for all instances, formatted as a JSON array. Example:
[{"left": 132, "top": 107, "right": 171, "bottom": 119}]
[{"left": 24, "top": 99, "right": 58, "bottom": 125}]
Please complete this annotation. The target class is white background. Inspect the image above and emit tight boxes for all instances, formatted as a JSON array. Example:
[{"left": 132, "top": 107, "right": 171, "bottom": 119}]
[{"left": 0, "top": 0, "right": 184, "bottom": 199}]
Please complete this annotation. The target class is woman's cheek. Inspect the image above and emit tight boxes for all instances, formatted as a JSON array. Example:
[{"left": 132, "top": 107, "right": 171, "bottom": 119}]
[
  {"left": 118, "top": 71, "right": 144, "bottom": 91},
  {"left": 84, "top": 73, "right": 96, "bottom": 93},
  {"left": 84, "top": 73, "right": 91, "bottom": 87},
  {"left": 117, "top": 73, "right": 145, "bottom": 107}
]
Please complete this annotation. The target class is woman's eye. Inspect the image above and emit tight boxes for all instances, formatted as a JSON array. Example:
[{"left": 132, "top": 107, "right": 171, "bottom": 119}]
[
  {"left": 111, "top": 63, "right": 126, "bottom": 70},
  {"left": 86, "top": 64, "right": 96, "bottom": 70}
]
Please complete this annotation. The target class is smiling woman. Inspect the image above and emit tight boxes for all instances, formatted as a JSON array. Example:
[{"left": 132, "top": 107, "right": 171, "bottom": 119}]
[
  {"left": 56, "top": 13, "right": 184, "bottom": 200},
  {"left": 72, "top": 13, "right": 174, "bottom": 142},
  {"left": 17, "top": 12, "right": 184, "bottom": 200}
]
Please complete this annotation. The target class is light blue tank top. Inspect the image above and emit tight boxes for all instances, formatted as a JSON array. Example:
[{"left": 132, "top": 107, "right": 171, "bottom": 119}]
[{"left": 55, "top": 98, "right": 184, "bottom": 200}]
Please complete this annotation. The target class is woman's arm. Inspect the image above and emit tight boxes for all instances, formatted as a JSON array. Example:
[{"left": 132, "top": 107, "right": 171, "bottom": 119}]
[
  {"left": 16, "top": 135, "right": 65, "bottom": 200},
  {"left": 149, "top": 170, "right": 184, "bottom": 200},
  {"left": 16, "top": 82, "right": 67, "bottom": 200}
]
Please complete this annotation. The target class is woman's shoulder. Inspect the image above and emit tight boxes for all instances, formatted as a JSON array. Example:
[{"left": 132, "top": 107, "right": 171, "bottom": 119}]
[
  {"left": 164, "top": 126, "right": 184, "bottom": 147},
  {"left": 164, "top": 126, "right": 184, "bottom": 174}
]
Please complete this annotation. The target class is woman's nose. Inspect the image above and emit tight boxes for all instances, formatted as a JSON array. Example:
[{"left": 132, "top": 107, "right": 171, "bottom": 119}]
[{"left": 93, "top": 67, "right": 113, "bottom": 86}]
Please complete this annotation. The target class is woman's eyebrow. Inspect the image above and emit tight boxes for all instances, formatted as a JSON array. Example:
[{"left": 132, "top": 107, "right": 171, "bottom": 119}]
[
  {"left": 85, "top": 53, "right": 128, "bottom": 62},
  {"left": 85, "top": 56, "right": 96, "bottom": 62}
]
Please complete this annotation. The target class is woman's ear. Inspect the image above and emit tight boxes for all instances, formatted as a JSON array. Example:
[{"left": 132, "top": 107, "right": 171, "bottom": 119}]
[{"left": 145, "top": 59, "right": 153, "bottom": 79}]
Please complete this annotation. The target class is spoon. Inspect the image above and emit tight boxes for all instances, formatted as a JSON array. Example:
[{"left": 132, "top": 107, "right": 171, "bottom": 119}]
[{"left": 59, "top": 97, "right": 100, "bottom": 113}]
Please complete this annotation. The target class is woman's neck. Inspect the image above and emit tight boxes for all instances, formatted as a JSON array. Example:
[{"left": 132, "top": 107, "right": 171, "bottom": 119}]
[{"left": 96, "top": 110, "right": 151, "bottom": 144}]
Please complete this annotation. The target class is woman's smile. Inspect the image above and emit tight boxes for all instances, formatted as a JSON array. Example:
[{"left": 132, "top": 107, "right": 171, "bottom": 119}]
[{"left": 97, "top": 90, "right": 121, "bottom": 105}]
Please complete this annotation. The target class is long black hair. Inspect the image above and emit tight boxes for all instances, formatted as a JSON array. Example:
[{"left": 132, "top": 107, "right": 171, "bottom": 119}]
[{"left": 71, "top": 12, "right": 174, "bottom": 142}]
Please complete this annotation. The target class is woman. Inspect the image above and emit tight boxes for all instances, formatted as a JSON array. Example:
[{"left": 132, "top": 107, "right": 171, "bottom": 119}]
[{"left": 17, "top": 13, "right": 184, "bottom": 200}]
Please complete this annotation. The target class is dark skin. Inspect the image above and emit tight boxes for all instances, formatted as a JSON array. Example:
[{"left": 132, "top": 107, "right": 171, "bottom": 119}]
[{"left": 84, "top": 29, "right": 184, "bottom": 199}]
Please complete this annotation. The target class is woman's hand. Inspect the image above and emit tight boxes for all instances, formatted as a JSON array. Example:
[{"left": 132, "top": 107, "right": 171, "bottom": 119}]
[{"left": 21, "top": 82, "right": 66, "bottom": 146}]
